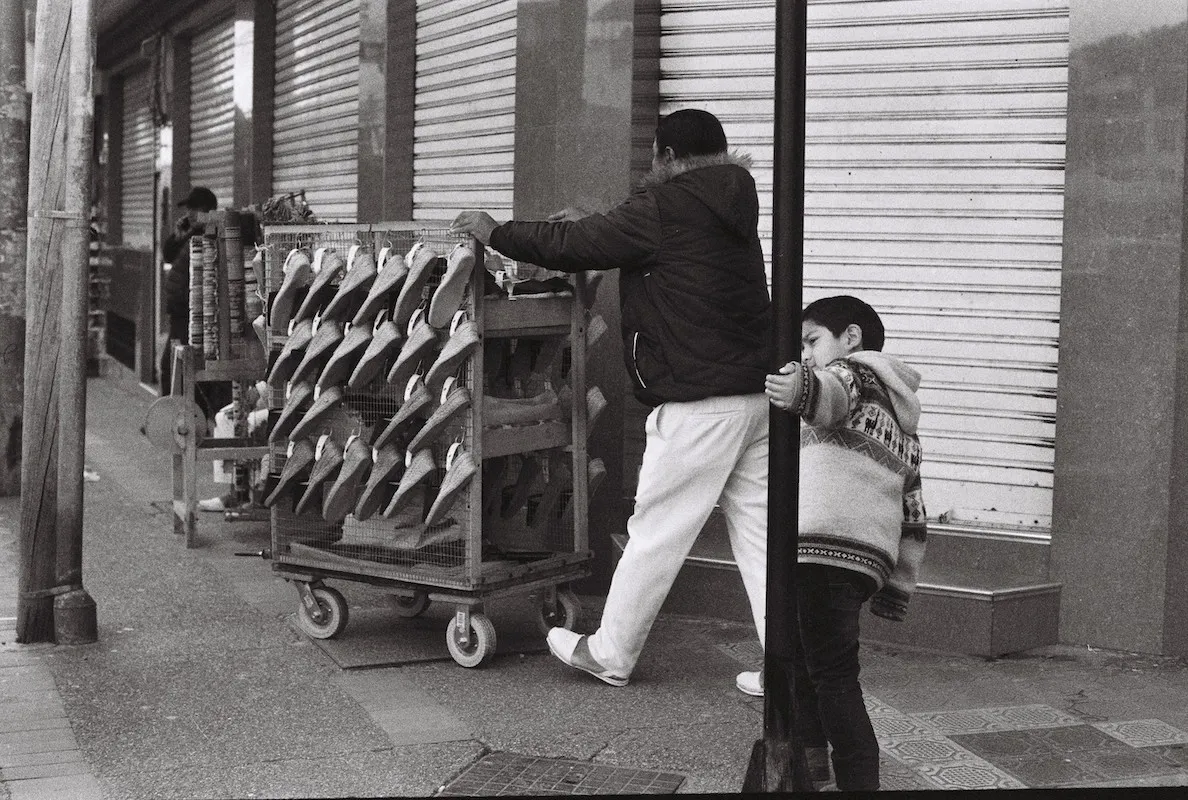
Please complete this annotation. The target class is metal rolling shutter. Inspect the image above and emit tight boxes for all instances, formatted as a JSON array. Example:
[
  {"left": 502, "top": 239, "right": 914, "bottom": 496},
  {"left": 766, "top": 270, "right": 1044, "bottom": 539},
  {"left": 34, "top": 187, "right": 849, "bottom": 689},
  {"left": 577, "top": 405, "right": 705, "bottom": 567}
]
[
  {"left": 659, "top": 0, "right": 1068, "bottom": 531},
  {"left": 189, "top": 18, "right": 236, "bottom": 208},
  {"left": 413, "top": 0, "right": 517, "bottom": 222},
  {"left": 119, "top": 69, "right": 155, "bottom": 250},
  {"left": 272, "top": 0, "right": 361, "bottom": 221}
]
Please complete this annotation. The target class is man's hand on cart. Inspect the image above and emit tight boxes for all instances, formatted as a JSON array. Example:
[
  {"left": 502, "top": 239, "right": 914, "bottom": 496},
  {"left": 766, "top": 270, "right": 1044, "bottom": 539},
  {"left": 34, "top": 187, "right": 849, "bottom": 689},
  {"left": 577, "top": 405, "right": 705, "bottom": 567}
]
[
  {"left": 545, "top": 206, "right": 593, "bottom": 223},
  {"left": 450, "top": 211, "right": 499, "bottom": 245}
]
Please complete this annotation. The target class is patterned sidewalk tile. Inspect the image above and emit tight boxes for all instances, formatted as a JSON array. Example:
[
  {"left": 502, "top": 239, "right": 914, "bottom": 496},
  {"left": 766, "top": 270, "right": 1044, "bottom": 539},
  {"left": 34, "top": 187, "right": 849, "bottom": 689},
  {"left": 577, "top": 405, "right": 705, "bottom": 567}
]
[
  {"left": 1094, "top": 719, "right": 1188, "bottom": 748},
  {"left": 910, "top": 705, "right": 1083, "bottom": 735}
]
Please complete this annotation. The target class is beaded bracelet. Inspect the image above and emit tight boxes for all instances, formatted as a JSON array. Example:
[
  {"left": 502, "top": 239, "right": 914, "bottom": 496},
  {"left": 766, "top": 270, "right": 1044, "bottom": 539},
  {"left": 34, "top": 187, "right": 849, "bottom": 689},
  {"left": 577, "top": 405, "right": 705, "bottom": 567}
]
[{"left": 792, "top": 362, "right": 812, "bottom": 416}]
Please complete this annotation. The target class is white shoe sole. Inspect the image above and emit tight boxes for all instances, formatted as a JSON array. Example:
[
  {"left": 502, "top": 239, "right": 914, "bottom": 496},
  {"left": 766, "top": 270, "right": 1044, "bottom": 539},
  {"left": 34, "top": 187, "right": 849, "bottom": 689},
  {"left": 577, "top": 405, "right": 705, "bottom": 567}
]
[{"left": 546, "top": 633, "right": 628, "bottom": 687}]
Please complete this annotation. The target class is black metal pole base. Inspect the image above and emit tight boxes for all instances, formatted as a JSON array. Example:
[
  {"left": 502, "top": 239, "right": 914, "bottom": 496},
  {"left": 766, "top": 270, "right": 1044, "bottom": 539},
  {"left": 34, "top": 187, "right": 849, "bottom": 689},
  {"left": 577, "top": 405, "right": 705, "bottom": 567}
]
[{"left": 743, "top": 737, "right": 815, "bottom": 793}]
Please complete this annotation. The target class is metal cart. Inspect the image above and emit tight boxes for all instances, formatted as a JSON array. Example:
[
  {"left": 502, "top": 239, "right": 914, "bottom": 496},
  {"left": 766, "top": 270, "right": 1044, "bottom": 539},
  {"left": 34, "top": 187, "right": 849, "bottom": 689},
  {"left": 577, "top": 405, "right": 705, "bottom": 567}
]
[{"left": 260, "top": 222, "right": 593, "bottom": 666}]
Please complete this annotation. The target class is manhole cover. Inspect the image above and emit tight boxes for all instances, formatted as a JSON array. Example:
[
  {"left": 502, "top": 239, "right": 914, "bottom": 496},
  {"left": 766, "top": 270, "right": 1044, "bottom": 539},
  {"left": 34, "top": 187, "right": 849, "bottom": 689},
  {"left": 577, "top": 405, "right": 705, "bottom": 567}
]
[{"left": 438, "top": 752, "right": 685, "bottom": 795}]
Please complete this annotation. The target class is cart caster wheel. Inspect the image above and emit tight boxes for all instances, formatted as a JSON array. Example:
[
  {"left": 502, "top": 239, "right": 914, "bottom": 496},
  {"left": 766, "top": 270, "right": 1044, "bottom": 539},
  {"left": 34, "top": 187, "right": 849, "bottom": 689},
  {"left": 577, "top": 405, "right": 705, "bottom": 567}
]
[
  {"left": 296, "top": 586, "right": 349, "bottom": 640},
  {"left": 446, "top": 612, "right": 497, "bottom": 668},
  {"left": 537, "top": 588, "right": 581, "bottom": 635},
  {"left": 391, "top": 590, "right": 431, "bottom": 618}
]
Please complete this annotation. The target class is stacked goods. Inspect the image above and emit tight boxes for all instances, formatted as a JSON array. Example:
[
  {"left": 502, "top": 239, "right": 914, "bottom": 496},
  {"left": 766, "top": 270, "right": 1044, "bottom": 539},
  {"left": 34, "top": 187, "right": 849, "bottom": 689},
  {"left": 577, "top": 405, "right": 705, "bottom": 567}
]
[
  {"left": 188, "top": 236, "right": 204, "bottom": 351},
  {"left": 201, "top": 236, "right": 219, "bottom": 360},
  {"left": 221, "top": 211, "right": 245, "bottom": 359}
]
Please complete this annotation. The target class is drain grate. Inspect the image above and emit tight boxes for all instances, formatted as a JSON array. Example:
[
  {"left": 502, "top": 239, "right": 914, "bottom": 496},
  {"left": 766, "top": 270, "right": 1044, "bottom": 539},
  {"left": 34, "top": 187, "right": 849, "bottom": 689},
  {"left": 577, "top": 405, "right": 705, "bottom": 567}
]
[{"left": 438, "top": 752, "right": 685, "bottom": 795}]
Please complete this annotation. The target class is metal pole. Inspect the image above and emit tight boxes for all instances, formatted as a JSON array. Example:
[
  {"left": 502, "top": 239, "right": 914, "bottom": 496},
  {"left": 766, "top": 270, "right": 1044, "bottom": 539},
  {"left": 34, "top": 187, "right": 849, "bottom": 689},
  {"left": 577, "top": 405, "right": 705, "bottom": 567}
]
[
  {"left": 743, "top": 0, "right": 811, "bottom": 792},
  {"left": 55, "top": 0, "right": 97, "bottom": 645}
]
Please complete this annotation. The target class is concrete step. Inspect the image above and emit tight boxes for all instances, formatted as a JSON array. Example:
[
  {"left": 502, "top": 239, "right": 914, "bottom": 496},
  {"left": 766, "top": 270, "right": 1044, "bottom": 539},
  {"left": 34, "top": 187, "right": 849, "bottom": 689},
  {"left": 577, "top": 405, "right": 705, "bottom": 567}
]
[{"left": 610, "top": 512, "right": 1062, "bottom": 658}]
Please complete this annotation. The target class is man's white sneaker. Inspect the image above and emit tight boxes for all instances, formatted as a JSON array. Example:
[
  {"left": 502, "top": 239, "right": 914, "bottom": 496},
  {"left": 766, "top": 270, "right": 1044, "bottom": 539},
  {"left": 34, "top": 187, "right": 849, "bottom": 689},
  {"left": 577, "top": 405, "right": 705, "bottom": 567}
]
[
  {"left": 546, "top": 628, "right": 629, "bottom": 687},
  {"left": 736, "top": 670, "right": 763, "bottom": 697}
]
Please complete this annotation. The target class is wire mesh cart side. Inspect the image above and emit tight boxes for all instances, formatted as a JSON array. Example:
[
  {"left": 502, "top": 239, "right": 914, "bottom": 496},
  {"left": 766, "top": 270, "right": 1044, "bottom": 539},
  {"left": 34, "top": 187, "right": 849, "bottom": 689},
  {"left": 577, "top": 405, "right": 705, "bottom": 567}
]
[{"left": 258, "top": 221, "right": 592, "bottom": 666}]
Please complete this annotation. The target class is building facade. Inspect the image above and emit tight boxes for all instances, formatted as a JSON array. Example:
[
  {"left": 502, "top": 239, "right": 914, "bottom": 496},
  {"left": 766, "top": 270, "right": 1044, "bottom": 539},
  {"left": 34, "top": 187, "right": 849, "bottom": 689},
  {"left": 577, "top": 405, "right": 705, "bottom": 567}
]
[{"left": 94, "top": 0, "right": 1188, "bottom": 657}]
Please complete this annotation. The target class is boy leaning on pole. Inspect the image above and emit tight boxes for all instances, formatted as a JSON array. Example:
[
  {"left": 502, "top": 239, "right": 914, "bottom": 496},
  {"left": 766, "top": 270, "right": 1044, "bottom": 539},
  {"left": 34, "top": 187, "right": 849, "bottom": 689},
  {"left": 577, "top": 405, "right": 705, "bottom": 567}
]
[{"left": 757, "top": 294, "right": 928, "bottom": 792}]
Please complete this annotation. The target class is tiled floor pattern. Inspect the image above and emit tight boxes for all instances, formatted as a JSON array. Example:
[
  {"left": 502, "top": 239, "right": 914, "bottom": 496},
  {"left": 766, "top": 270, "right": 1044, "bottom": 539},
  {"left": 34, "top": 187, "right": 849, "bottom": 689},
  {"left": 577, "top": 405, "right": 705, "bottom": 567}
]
[
  {"left": 437, "top": 752, "right": 685, "bottom": 796},
  {"left": 717, "top": 641, "right": 1188, "bottom": 790}
]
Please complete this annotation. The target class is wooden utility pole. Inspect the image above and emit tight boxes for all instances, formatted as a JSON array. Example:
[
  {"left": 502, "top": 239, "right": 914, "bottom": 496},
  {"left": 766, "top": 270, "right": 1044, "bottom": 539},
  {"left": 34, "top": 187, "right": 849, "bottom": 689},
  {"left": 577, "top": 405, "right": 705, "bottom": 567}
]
[
  {"left": 0, "top": 0, "right": 28, "bottom": 497},
  {"left": 743, "top": 0, "right": 811, "bottom": 792},
  {"left": 17, "top": 0, "right": 97, "bottom": 644},
  {"left": 55, "top": 0, "right": 97, "bottom": 644}
]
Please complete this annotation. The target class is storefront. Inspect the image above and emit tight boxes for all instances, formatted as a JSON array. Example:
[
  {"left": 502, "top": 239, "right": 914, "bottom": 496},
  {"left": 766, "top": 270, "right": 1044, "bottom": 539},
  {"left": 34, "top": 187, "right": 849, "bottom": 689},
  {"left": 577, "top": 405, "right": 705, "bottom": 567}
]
[{"left": 94, "top": 0, "right": 1188, "bottom": 657}]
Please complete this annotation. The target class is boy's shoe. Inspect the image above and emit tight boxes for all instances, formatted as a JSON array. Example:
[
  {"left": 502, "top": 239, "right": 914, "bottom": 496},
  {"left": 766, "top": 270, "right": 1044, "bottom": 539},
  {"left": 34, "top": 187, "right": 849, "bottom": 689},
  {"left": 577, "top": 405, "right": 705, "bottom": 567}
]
[
  {"left": 736, "top": 670, "right": 763, "bottom": 697},
  {"left": 545, "top": 628, "right": 628, "bottom": 687}
]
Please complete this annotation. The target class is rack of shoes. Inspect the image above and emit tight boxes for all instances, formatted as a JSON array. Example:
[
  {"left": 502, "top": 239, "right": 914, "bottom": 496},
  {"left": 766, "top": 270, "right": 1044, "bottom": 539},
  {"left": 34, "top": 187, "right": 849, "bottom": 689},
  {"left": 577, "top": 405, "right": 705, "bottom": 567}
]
[
  {"left": 259, "top": 221, "right": 596, "bottom": 667},
  {"left": 166, "top": 209, "right": 270, "bottom": 548}
]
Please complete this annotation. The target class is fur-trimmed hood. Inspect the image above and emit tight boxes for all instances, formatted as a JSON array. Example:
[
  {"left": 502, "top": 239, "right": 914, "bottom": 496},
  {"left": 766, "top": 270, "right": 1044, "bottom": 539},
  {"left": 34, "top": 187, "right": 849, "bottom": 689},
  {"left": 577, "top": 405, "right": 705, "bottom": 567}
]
[
  {"left": 638, "top": 150, "right": 755, "bottom": 188},
  {"left": 638, "top": 150, "right": 759, "bottom": 242}
]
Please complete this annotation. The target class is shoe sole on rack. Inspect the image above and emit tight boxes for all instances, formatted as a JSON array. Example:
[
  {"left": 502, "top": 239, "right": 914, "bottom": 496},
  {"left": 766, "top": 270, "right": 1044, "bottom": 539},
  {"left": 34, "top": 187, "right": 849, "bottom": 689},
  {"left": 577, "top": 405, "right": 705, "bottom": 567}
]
[
  {"left": 294, "top": 436, "right": 344, "bottom": 515},
  {"left": 322, "top": 437, "right": 373, "bottom": 523},
  {"left": 391, "top": 244, "right": 439, "bottom": 332},
  {"left": 424, "top": 449, "right": 477, "bottom": 527},
  {"left": 354, "top": 445, "right": 405, "bottom": 521},
  {"left": 293, "top": 249, "right": 347, "bottom": 324},
  {"left": 347, "top": 318, "right": 403, "bottom": 392},
  {"left": 321, "top": 248, "right": 377, "bottom": 321},
  {"left": 383, "top": 448, "right": 436, "bottom": 518},
  {"left": 427, "top": 243, "right": 476, "bottom": 329}
]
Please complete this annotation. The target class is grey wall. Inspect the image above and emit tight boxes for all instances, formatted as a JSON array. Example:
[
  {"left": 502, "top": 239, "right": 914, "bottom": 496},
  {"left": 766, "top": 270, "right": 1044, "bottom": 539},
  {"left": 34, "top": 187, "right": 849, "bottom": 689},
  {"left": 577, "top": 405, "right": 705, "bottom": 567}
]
[
  {"left": 1053, "top": 1, "right": 1188, "bottom": 654},
  {"left": 511, "top": 0, "right": 637, "bottom": 590}
]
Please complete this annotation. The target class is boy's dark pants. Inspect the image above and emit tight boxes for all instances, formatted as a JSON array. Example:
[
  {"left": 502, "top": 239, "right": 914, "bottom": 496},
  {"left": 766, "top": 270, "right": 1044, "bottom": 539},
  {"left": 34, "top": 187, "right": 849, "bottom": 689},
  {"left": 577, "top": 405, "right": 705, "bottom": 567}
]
[{"left": 792, "top": 563, "right": 880, "bottom": 791}]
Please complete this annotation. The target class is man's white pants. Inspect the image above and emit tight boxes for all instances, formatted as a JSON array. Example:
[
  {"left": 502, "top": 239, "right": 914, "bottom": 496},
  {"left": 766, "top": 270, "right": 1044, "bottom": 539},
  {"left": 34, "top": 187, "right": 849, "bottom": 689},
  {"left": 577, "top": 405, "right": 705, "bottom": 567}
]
[{"left": 587, "top": 393, "right": 768, "bottom": 676}]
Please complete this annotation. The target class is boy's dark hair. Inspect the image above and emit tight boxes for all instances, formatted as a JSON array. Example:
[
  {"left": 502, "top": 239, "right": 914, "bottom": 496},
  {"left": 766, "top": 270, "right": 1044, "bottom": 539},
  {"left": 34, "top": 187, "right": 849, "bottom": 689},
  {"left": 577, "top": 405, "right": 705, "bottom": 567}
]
[
  {"left": 803, "top": 295, "right": 885, "bottom": 352},
  {"left": 655, "top": 109, "right": 728, "bottom": 159}
]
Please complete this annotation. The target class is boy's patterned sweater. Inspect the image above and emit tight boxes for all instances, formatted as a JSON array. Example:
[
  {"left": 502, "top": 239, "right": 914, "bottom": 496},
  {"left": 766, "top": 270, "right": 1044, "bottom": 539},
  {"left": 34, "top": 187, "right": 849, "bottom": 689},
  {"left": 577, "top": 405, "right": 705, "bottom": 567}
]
[{"left": 797, "top": 350, "right": 927, "bottom": 621}]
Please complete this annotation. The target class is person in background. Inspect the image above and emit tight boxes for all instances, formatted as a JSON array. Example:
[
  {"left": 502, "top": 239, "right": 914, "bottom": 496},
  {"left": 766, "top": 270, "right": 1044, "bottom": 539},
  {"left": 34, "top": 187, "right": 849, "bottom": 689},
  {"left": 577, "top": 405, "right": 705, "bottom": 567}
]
[
  {"left": 160, "top": 185, "right": 226, "bottom": 414},
  {"left": 160, "top": 186, "right": 237, "bottom": 512},
  {"left": 451, "top": 109, "right": 771, "bottom": 689},
  {"left": 761, "top": 294, "right": 928, "bottom": 792}
]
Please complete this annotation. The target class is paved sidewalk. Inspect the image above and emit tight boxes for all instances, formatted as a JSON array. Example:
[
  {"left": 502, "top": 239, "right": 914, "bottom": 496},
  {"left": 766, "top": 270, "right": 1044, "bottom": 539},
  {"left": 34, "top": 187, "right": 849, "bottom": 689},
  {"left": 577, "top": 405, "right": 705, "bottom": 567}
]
[{"left": 2, "top": 375, "right": 1188, "bottom": 798}]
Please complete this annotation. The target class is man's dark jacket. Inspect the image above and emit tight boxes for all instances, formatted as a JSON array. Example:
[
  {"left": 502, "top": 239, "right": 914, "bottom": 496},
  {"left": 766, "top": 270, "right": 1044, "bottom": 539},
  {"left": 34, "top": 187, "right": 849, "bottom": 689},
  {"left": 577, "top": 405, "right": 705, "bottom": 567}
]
[{"left": 489, "top": 152, "right": 771, "bottom": 407}]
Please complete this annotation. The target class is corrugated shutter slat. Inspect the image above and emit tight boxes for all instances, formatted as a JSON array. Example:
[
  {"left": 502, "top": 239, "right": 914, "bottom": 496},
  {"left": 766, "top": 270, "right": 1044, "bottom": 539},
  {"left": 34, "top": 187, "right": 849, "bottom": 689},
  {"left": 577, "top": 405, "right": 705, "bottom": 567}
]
[
  {"left": 413, "top": 0, "right": 517, "bottom": 221},
  {"left": 190, "top": 18, "right": 236, "bottom": 206},
  {"left": 272, "top": 0, "right": 361, "bottom": 221},
  {"left": 659, "top": 0, "right": 1068, "bottom": 530},
  {"left": 120, "top": 70, "right": 155, "bottom": 249}
]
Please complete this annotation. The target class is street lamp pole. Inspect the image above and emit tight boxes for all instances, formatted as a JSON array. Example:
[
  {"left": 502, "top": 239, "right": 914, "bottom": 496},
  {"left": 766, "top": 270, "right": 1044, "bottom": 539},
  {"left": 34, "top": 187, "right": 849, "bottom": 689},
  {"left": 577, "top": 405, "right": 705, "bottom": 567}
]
[{"left": 743, "top": 0, "right": 811, "bottom": 792}]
